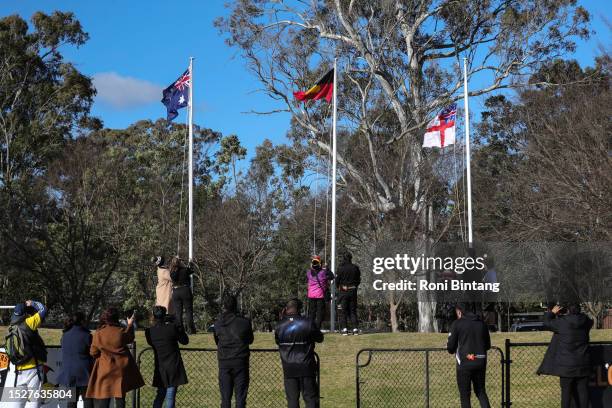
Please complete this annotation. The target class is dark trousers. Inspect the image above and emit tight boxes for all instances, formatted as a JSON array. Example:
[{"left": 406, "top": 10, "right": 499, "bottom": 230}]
[
  {"left": 68, "top": 386, "right": 93, "bottom": 408},
  {"left": 560, "top": 376, "right": 589, "bottom": 408},
  {"left": 307, "top": 298, "right": 325, "bottom": 328},
  {"left": 219, "top": 366, "right": 249, "bottom": 408},
  {"left": 173, "top": 286, "right": 195, "bottom": 333},
  {"left": 283, "top": 376, "right": 319, "bottom": 408},
  {"left": 93, "top": 397, "right": 125, "bottom": 408},
  {"left": 338, "top": 289, "right": 358, "bottom": 329},
  {"left": 456, "top": 367, "right": 490, "bottom": 408}
]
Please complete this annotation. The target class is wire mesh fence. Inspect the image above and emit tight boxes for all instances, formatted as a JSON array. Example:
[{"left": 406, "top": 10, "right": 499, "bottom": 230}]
[
  {"left": 505, "top": 341, "right": 612, "bottom": 407},
  {"left": 137, "top": 348, "right": 318, "bottom": 408},
  {"left": 505, "top": 342, "right": 557, "bottom": 407},
  {"left": 355, "top": 347, "right": 505, "bottom": 408}
]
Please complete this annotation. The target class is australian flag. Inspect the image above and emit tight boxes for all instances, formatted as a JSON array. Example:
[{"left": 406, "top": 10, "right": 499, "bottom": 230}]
[{"left": 161, "top": 69, "right": 191, "bottom": 121}]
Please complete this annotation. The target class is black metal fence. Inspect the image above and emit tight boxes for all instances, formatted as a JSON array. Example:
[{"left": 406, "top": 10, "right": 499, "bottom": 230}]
[
  {"left": 356, "top": 342, "right": 612, "bottom": 408},
  {"left": 505, "top": 340, "right": 612, "bottom": 407},
  {"left": 355, "top": 347, "right": 505, "bottom": 407},
  {"left": 137, "top": 348, "right": 319, "bottom": 408}
]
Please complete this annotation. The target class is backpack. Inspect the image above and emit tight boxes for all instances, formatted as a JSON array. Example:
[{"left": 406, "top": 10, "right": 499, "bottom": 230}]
[{"left": 4, "top": 320, "right": 47, "bottom": 366}]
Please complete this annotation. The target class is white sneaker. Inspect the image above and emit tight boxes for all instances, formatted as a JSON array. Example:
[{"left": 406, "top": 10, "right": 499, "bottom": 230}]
[
  {"left": 353, "top": 328, "right": 360, "bottom": 335},
  {"left": 341, "top": 328, "right": 349, "bottom": 336}
]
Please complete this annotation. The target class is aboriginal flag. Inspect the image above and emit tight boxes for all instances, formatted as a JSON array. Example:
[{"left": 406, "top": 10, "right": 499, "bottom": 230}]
[{"left": 293, "top": 69, "right": 334, "bottom": 103}]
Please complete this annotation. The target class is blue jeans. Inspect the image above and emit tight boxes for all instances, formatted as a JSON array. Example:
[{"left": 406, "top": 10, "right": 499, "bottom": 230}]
[{"left": 153, "top": 386, "right": 177, "bottom": 408}]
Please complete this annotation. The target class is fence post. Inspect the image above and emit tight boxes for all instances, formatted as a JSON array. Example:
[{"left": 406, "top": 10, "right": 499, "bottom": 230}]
[
  {"left": 132, "top": 342, "right": 137, "bottom": 408},
  {"left": 504, "top": 338, "right": 512, "bottom": 407},
  {"left": 355, "top": 352, "right": 360, "bottom": 408},
  {"left": 424, "top": 350, "right": 430, "bottom": 408}
]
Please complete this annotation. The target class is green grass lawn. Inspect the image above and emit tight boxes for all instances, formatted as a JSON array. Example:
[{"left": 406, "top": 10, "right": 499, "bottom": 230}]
[{"left": 16, "top": 329, "right": 612, "bottom": 407}]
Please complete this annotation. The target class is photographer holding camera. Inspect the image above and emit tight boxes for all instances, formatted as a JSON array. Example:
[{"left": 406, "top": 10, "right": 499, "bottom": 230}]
[
  {"left": 214, "top": 293, "right": 254, "bottom": 408},
  {"left": 538, "top": 303, "right": 593, "bottom": 408},
  {"left": 275, "top": 299, "right": 323, "bottom": 408},
  {"left": 145, "top": 306, "right": 189, "bottom": 408},
  {"left": 3, "top": 300, "right": 48, "bottom": 408}
]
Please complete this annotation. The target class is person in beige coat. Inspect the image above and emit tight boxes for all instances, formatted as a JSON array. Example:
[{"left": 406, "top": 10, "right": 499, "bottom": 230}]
[{"left": 153, "top": 256, "right": 173, "bottom": 314}]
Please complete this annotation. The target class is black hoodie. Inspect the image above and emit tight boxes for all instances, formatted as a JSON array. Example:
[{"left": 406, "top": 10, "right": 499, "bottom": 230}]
[
  {"left": 537, "top": 311, "right": 593, "bottom": 377},
  {"left": 214, "top": 312, "right": 254, "bottom": 368},
  {"left": 447, "top": 312, "right": 491, "bottom": 369}
]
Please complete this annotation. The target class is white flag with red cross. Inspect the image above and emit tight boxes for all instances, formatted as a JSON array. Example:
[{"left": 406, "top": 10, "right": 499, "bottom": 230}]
[{"left": 422, "top": 104, "right": 457, "bottom": 148}]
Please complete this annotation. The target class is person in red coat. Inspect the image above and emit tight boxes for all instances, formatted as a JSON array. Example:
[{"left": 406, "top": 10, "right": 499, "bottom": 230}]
[{"left": 86, "top": 308, "right": 144, "bottom": 408}]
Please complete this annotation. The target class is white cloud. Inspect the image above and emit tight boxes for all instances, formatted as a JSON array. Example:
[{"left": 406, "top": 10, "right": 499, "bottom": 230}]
[{"left": 92, "top": 72, "right": 163, "bottom": 109}]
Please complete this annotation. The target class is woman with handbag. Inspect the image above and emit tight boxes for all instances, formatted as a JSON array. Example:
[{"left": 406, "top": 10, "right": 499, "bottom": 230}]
[{"left": 306, "top": 255, "right": 334, "bottom": 329}]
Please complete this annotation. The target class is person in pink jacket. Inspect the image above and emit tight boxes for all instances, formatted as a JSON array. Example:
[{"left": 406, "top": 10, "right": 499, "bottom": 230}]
[{"left": 306, "top": 255, "right": 334, "bottom": 329}]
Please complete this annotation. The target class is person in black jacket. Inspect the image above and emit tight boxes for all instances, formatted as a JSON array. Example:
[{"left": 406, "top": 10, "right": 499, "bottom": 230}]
[
  {"left": 214, "top": 294, "right": 254, "bottom": 408},
  {"left": 537, "top": 304, "right": 593, "bottom": 408},
  {"left": 447, "top": 303, "right": 491, "bottom": 408},
  {"left": 335, "top": 251, "right": 361, "bottom": 335},
  {"left": 145, "top": 306, "right": 189, "bottom": 408},
  {"left": 57, "top": 312, "right": 93, "bottom": 408},
  {"left": 275, "top": 299, "right": 323, "bottom": 408},
  {"left": 170, "top": 256, "right": 196, "bottom": 334}
]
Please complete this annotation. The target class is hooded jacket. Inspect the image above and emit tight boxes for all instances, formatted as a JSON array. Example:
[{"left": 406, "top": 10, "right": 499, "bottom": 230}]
[
  {"left": 537, "top": 311, "right": 593, "bottom": 378},
  {"left": 214, "top": 312, "right": 254, "bottom": 368},
  {"left": 275, "top": 314, "right": 323, "bottom": 378},
  {"left": 447, "top": 312, "right": 491, "bottom": 369}
]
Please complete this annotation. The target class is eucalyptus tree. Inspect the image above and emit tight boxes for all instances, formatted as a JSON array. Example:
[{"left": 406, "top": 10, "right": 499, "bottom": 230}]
[{"left": 217, "top": 0, "right": 590, "bottom": 331}]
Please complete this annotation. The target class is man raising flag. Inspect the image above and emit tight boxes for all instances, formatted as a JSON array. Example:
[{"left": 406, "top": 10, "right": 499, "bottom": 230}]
[
  {"left": 161, "top": 69, "right": 191, "bottom": 122},
  {"left": 423, "top": 104, "right": 457, "bottom": 148}
]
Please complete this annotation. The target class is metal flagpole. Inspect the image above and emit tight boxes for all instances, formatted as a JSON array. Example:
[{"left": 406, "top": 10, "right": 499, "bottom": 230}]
[
  {"left": 330, "top": 58, "right": 338, "bottom": 332},
  {"left": 188, "top": 57, "right": 194, "bottom": 290},
  {"left": 463, "top": 57, "right": 473, "bottom": 248}
]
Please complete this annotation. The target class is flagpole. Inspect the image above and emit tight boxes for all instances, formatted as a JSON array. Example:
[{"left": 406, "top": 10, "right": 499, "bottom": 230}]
[
  {"left": 330, "top": 58, "right": 338, "bottom": 332},
  {"left": 463, "top": 57, "right": 473, "bottom": 248},
  {"left": 188, "top": 57, "right": 194, "bottom": 289}
]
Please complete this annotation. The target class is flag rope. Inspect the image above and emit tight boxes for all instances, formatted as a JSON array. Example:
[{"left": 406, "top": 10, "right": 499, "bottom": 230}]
[
  {"left": 313, "top": 141, "right": 320, "bottom": 256},
  {"left": 310, "top": 103, "right": 333, "bottom": 264},
  {"left": 177, "top": 117, "right": 190, "bottom": 257},
  {"left": 461, "top": 132, "right": 468, "bottom": 242},
  {"left": 323, "top": 103, "right": 333, "bottom": 265},
  {"left": 453, "top": 139, "right": 465, "bottom": 243}
]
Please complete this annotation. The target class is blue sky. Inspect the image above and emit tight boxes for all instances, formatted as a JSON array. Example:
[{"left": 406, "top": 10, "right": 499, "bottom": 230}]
[{"left": 1, "top": 1, "right": 610, "bottom": 161}]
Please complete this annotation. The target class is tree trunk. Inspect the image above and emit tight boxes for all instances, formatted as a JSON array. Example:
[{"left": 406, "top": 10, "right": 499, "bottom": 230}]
[
  {"left": 389, "top": 300, "right": 399, "bottom": 333},
  {"left": 417, "top": 300, "right": 438, "bottom": 332}
]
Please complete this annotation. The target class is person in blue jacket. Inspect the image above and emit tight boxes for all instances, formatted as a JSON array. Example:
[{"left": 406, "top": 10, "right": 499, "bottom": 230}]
[{"left": 57, "top": 312, "right": 94, "bottom": 408}]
